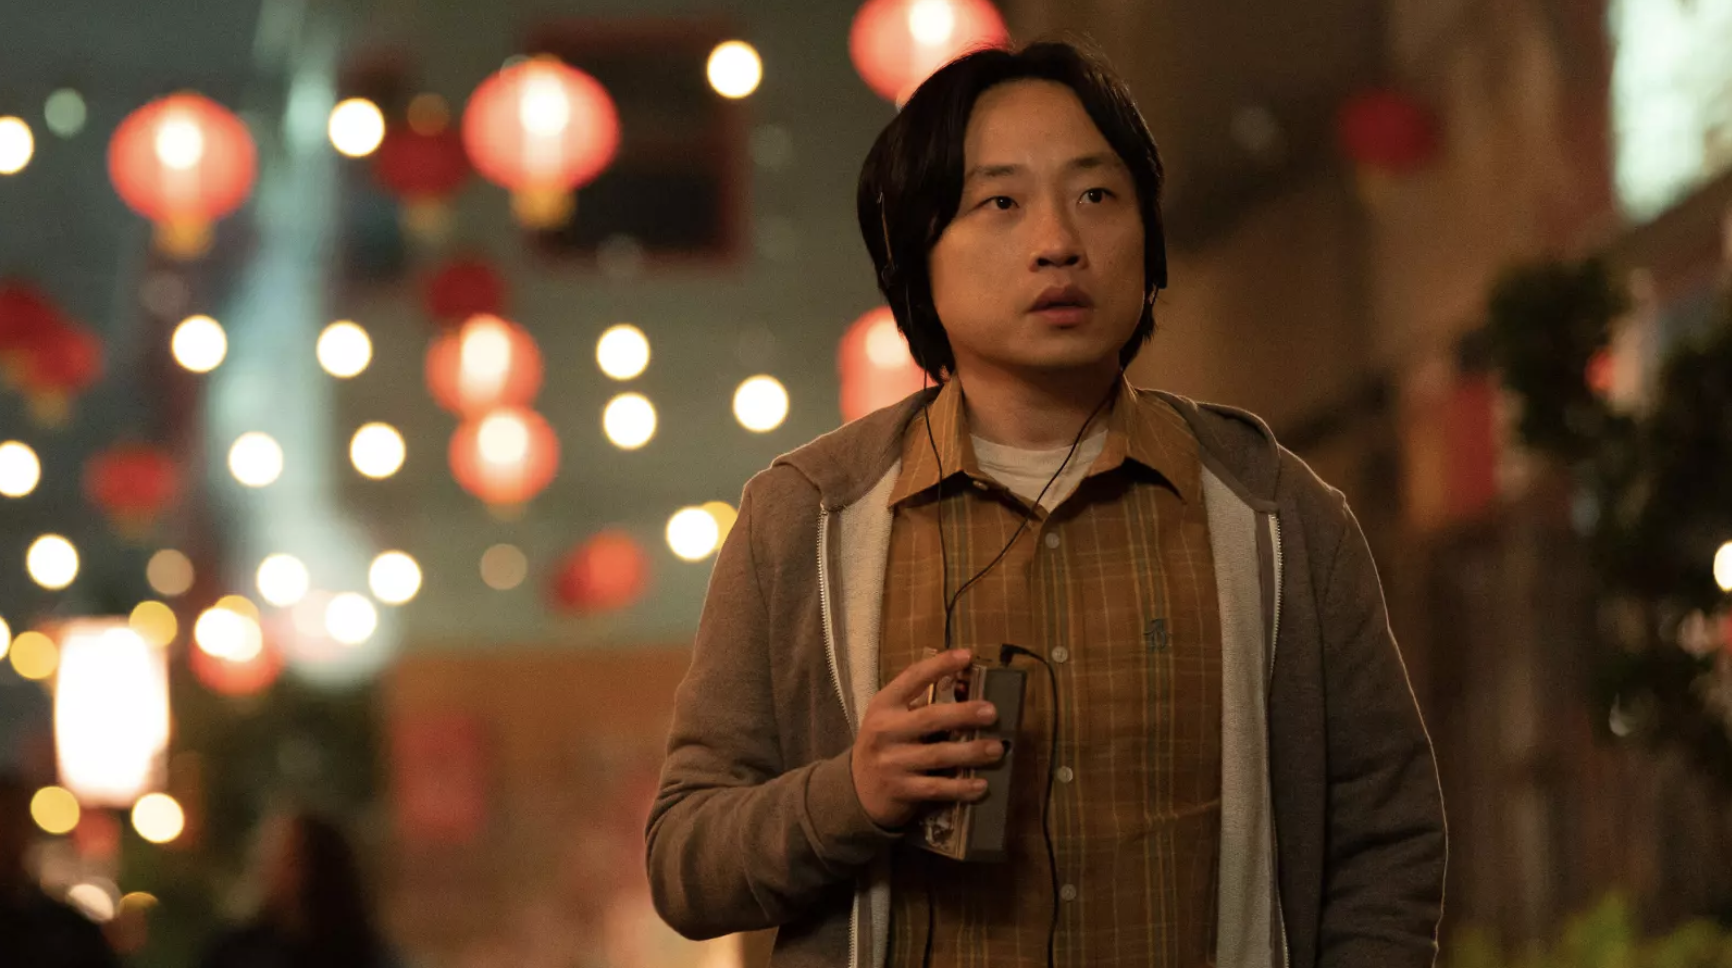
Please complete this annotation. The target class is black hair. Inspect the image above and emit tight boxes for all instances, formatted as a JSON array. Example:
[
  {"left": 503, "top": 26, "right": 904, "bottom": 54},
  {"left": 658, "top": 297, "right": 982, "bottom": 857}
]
[
  {"left": 857, "top": 39, "right": 1169, "bottom": 384},
  {"left": 275, "top": 810, "right": 386, "bottom": 967}
]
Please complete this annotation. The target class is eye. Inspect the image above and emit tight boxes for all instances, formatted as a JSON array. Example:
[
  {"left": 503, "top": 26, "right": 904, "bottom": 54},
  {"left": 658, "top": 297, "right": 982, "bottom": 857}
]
[
  {"left": 1081, "top": 187, "right": 1114, "bottom": 203},
  {"left": 979, "top": 195, "right": 1015, "bottom": 211}
]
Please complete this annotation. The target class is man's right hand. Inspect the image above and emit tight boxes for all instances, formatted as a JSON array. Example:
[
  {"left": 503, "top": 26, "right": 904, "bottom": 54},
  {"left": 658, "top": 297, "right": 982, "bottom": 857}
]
[{"left": 851, "top": 649, "right": 1004, "bottom": 830}]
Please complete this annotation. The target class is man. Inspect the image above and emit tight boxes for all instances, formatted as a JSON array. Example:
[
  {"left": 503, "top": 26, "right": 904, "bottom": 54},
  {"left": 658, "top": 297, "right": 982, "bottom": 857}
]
[
  {"left": 0, "top": 772, "right": 123, "bottom": 968},
  {"left": 647, "top": 40, "right": 1445, "bottom": 968}
]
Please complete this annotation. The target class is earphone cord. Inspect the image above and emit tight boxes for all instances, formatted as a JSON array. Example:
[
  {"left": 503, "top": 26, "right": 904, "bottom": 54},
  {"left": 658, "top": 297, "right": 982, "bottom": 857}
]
[{"left": 917, "top": 379, "right": 1112, "bottom": 968}]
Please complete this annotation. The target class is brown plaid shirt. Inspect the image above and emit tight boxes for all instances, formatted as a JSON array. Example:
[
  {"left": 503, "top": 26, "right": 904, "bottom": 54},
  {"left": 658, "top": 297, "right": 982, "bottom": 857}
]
[{"left": 880, "top": 377, "right": 1223, "bottom": 968}]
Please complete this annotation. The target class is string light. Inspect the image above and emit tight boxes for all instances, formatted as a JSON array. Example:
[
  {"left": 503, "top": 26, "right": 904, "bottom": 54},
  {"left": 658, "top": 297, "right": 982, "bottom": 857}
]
[
  {"left": 0, "top": 117, "right": 34, "bottom": 175},
  {"left": 317, "top": 321, "right": 372, "bottom": 378},
  {"left": 30, "top": 786, "right": 80, "bottom": 835},
  {"left": 328, "top": 98, "right": 385, "bottom": 157},
  {"left": 26, "top": 534, "right": 78, "bottom": 590},
  {"left": 707, "top": 42, "right": 764, "bottom": 99},
  {"left": 256, "top": 554, "right": 310, "bottom": 607},
  {"left": 9, "top": 631, "right": 57, "bottom": 680},
  {"left": 146, "top": 550, "right": 195, "bottom": 597},
  {"left": 131, "top": 793, "right": 186, "bottom": 844},
  {"left": 172, "top": 315, "right": 227, "bottom": 373},
  {"left": 596, "top": 324, "right": 650, "bottom": 380},
  {"left": 0, "top": 441, "right": 41, "bottom": 497},
  {"left": 350, "top": 423, "right": 406, "bottom": 479},
  {"left": 603, "top": 393, "right": 657, "bottom": 449},
  {"left": 480, "top": 544, "right": 527, "bottom": 590},
  {"left": 325, "top": 593, "right": 378, "bottom": 645},
  {"left": 733, "top": 375, "right": 789, "bottom": 432},
  {"left": 369, "top": 551, "right": 422, "bottom": 605},
  {"left": 667, "top": 507, "right": 722, "bottom": 561},
  {"left": 228, "top": 432, "right": 283, "bottom": 488}
]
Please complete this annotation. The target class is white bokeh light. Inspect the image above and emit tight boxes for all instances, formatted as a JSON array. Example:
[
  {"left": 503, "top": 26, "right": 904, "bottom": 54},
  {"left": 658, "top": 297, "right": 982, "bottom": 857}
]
[
  {"left": 132, "top": 793, "right": 186, "bottom": 844},
  {"left": 477, "top": 411, "right": 531, "bottom": 464},
  {"left": 0, "top": 117, "right": 34, "bottom": 175},
  {"left": 328, "top": 98, "right": 385, "bottom": 157},
  {"left": 908, "top": 0, "right": 959, "bottom": 46},
  {"left": 325, "top": 593, "right": 378, "bottom": 646},
  {"left": 369, "top": 551, "right": 422, "bottom": 605},
  {"left": 667, "top": 507, "right": 723, "bottom": 562},
  {"left": 707, "top": 41, "right": 764, "bottom": 99},
  {"left": 596, "top": 324, "right": 651, "bottom": 380},
  {"left": 193, "top": 605, "right": 262, "bottom": 661},
  {"left": 350, "top": 423, "right": 406, "bottom": 479},
  {"left": 172, "top": 315, "right": 227, "bottom": 373},
  {"left": 256, "top": 554, "right": 310, "bottom": 607},
  {"left": 1716, "top": 540, "right": 1732, "bottom": 593},
  {"left": 519, "top": 68, "right": 572, "bottom": 137},
  {"left": 733, "top": 375, "right": 789, "bottom": 433},
  {"left": 603, "top": 393, "right": 657, "bottom": 450},
  {"left": 0, "top": 441, "right": 41, "bottom": 498},
  {"left": 154, "top": 114, "right": 205, "bottom": 170},
  {"left": 865, "top": 316, "right": 911, "bottom": 368},
  {"left": 317, "top": 321, "right": 373, "bottom": 378},
  {"left": 228, "top": 432, "right": 284, "bottom": 488},
  {"left": 26, "top": 534, "right": 78, "bottom": 590}
]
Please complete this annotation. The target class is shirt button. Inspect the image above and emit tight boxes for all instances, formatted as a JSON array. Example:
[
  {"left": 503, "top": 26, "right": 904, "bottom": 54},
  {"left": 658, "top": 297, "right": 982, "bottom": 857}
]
[
  {"left": 1059, "top": 884, "right": 1078, "bottom": 902},
  {"left": 1056, "top": 766, "right": 1074, "bottom": 783},
  {"left": 1051, "top": 646, "right": 1070, "bottom": 664},
  {"left": 1044, "top": 532, "right": 1061, "bottom": 549}
]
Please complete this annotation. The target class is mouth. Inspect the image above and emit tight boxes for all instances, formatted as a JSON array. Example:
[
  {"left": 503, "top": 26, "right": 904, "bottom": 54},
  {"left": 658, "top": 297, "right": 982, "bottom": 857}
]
[{"left": 1029, "top": 285, "right": 1094, "bottom": 323}]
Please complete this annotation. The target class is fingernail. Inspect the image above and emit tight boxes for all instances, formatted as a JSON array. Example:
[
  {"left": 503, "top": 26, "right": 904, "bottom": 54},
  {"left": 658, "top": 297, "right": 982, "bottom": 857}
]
[
  {"left": 987, "top": 742, "right": 1004, "bottom": 758},
  {"left": 977, "top": 703, "right": 996, "bottom": 721},
  {"left": 971, "top": 779, "right": 989, "bottom": 793}
]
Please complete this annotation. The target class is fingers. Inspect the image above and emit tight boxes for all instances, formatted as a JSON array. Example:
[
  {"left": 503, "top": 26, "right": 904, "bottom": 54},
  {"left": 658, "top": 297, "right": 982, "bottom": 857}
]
[
  {"left": 877, "top": 648, "right": 975, "bottom": 708},
  {"left": 886, "top": 738, "right": 1004, "bottom": 774},
  {"left": 882, "top": 699, "right": 997, "bottom": 743},
  {"left": 899, "top": 774, "right": 989, "bottom": 803}
]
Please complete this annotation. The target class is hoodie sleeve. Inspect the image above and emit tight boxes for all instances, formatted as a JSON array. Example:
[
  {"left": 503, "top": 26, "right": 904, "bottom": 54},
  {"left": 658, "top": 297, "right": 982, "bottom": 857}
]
[
  {"left": 644, "top": 470, "right": 901, "bottom": 940},
  {"left": 1317, "top": 495, "right": 1448, "bottom": 968}
]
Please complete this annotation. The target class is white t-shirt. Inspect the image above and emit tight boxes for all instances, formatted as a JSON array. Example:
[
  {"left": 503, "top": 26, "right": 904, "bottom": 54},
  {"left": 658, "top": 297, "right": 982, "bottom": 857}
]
[{"left": 969, "top": 430, "right": 1108, "bottom": 512}]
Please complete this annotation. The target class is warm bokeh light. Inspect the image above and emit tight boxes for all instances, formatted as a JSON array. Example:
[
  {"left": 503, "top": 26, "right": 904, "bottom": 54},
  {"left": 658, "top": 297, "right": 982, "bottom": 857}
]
[
  {"left": 325, "top": 593, "right": 378, "bottom": 646},
  {"left": 328, "top": 98, "right": 386, "bottom": 157},
  {"left": 0, "top": 116, "right": 34, "bottom": 175},
  {"left": 1717, "top": 541, "right": 1732, "bottom": 594},
  {"left": 481, "top": 543, "right": 527, "bottom": 590},
  {"left": 55, "top": 621, "right": 170, "bottom": 807},
  {"left": 256, "top": 554, "right": 310, "bottom": 607},
  {"left": 193, "top": 605, "right": 263, "bottom": 661},
  {"left": 707, "top": 41, "right": 764, "bottom": 99},
  {"left": 596, "top": 324, "right": 650, "bottom": 380},
  {"left": 0, "top": 441, "right": 41, "bottom": 497},
  {"left": 603, "top": 393, "right": 657, "bottom": 449},
  {"left": 27, "top": 534, "right": 79, "bottom": 590},
  {"left": 146, "top": 549, "right": 195, "bottom": 597},
  {"left": 171, "top": 315, "right": 227, "bottom": 373},
  {"left": 128, "top": 601, "right": 178, "bottom": 647},
  {"left": 66, "top": 883, "right": 116, "bottom": 923},
  {"left": 44, "top": 89, "right": 86, "bottom": 138},
  {"left": 228, "top": 432, "right": 284, "bottom": 488},
  {"left": 449, "top": 407, "right": 559, "bottom": 506},
  {"left": 110, "top": 93, "right": 257, "bottom": 258},
  {"left": 215, "top": 594, "right": 260, "bottom": 622},
  {"left": 425, "top": 314, "right": 545, "bottom": 417},
  {"left": 370, "top": 551, "right": 422, "bottom": 605},
  {"left": 733, "top": 376, "right": 790, "bottom": 433},
  {"left": 408, "top": 93, "right": 450, "bottom": 136},
  {"left": 31, "top": 785, "right": 79, "bottom": 835},
  {"left": 703, "top": 501, "right": 739, "bottom": 544},
  {"left": 667, "top": 506, "right": 723, "bottom": 562},
  {"left": 317, "top": 320, "right": 373, "bottom": 378},
  {"left": 840, "top": 305, "right": 926, "bottom": 422},
  {"left": 350, "top": 423, "right": 406, "bottom": 479},
  {"left": 131, "top": 793, "right": 186, "bottom": 844},
  {"left": 9, "top": 631, "right": 58, "bottom": 680},
  {"left": 0, "top": 616, "right": 9, "bottom": 661},
  {"left": 850, "top": 0, "right": 1010, "bottom": 105}
]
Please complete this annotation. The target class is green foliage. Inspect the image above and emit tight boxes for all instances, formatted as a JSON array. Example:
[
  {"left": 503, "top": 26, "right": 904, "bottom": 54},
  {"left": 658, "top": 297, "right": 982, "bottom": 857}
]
[{"left": 1444, "top": 894, "right": 1732, "bottom": 968}]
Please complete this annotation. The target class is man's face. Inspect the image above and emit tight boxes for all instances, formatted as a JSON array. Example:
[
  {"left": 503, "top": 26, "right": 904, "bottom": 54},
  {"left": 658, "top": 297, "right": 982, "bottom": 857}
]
[{"left": 928, "top": 79, "right": 1147, "bottom": 384}]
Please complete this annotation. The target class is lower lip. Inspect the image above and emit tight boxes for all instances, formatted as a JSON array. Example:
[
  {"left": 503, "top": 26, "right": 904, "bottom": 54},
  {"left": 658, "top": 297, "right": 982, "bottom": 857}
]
[{"left": 1032, "top": 306, "right": 1092, "bottom": 325}]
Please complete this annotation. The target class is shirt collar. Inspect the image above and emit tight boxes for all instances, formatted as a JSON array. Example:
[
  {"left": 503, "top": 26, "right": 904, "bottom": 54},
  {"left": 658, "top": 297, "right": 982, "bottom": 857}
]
[{"left": 887, "top": 376, "right": 1198, "bottom": 507}]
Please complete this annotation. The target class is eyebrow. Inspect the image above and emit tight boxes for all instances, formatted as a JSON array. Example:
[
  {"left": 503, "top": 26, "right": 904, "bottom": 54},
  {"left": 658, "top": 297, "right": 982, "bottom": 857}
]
[{"left": 963, "top": 153, "right": 1124, "bottom": 184}]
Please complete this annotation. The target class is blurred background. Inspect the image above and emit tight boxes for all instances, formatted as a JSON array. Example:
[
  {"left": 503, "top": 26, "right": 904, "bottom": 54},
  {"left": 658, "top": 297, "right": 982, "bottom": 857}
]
[{"left": 1, "top": 0, "right": 1730, "bottom": 965}]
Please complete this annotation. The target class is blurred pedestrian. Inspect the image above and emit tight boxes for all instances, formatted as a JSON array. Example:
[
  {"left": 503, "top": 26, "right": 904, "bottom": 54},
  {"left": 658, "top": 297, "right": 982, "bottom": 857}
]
[
  {"left": 0, "top": 770, "right": 122, "bottom": 968},
  {"left": 199, "top": 808, "right": 400, "bottom": 968}
]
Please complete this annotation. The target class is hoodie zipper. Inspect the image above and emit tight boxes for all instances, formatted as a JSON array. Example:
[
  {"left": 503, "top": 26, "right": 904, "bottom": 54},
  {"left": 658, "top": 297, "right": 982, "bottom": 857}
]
[{"left": 816, "top": 505, "right": 863, "bottom": 968}]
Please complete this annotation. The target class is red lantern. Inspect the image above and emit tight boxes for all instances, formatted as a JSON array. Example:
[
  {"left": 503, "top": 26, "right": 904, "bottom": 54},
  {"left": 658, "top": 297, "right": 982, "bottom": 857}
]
[
  {"left": 850, "top": 0, "right": 1009, "bottom": 105},
  {"left": 550, "top": 529, "right": 650, "bottom": 614},
  {"left": 190, "top": 636, "right": 282, "bottom": 697},
  {"left": 423, "top": 257, "right": 506, "bottom": 326},
  {"left": 448, "top": 406, "right": 559, "bottom": 507},
  {"left": 19, "top": 321, "right": 104, "bottom": 426},
  {"left": 84, "top": 444, "right": 180, "bottom": 535},
  {"left": 839, "top": 306, "right": 927, "bottom": 422},
  {"left": 109, "top": 93, "right": 257, "bottom": 258},
  {"left": 425, "top": 314, "right": 544, "bottom": 417},
  {"left": 372, "top": 126, "right": 472, "bottom": 240},
  {"left": 0, "top": 281, "right": 64, "bottom": 385},
  {"left": 461, "top": 56, "right": 620, "bottom": 227},
  {"left": 1336, "top": 89, "right": 1439, "bottom": 176}
]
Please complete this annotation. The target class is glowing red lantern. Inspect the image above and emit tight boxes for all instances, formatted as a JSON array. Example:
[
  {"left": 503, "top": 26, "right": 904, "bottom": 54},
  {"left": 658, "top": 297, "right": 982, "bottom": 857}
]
[
  {"left": 84, "top": 444, "right": 180, "bottom": 535},
  {"left": 850, "top": 0, "right": 1009, "bottom": 105},
  {"left": 1336, "top": 89, "right": 1439, "bottom": 176},
  {"left": 19, "top": 321, "right": 104, "bottom": 426},
  {"left": 423, "top": 257, "right": 506, "bottom": 326},
  {"left": 461, "top": 56, "right": 620, "bottom": 227},
  {"left": 109, "top": 93, "right": 257, "bottom": 258},
  {"left": 550, "top": 530, "right": 650, "bottom": 614},
  {"left": 448, "top": 406, "right": 559, "bottom": 507},
  {"left": 0, "top": 281, "right": 63, "bottom": 385},
  {"left": 840, "top": 306, "right": 927, "bottom": 422},
  {"left": 425, "top": 314, "right": 544, "bottom": 417},
  {"left": 372, "top": 126, "right": 472, "bottom": 240},
  {"left": 190, "top": 636, "right": 282, "bottom": 697}
]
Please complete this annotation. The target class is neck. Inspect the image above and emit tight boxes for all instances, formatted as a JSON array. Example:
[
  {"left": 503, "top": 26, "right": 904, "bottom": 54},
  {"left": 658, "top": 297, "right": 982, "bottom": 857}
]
[{"left": 954, "top": 363, "right": 1118, "bottom": 450}]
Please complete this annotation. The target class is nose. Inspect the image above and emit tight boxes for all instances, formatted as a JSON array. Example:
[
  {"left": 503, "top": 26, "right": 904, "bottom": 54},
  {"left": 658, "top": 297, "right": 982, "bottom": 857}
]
[{"left": 1030, "top": 199, "right": 1083, "bottom": 270}]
